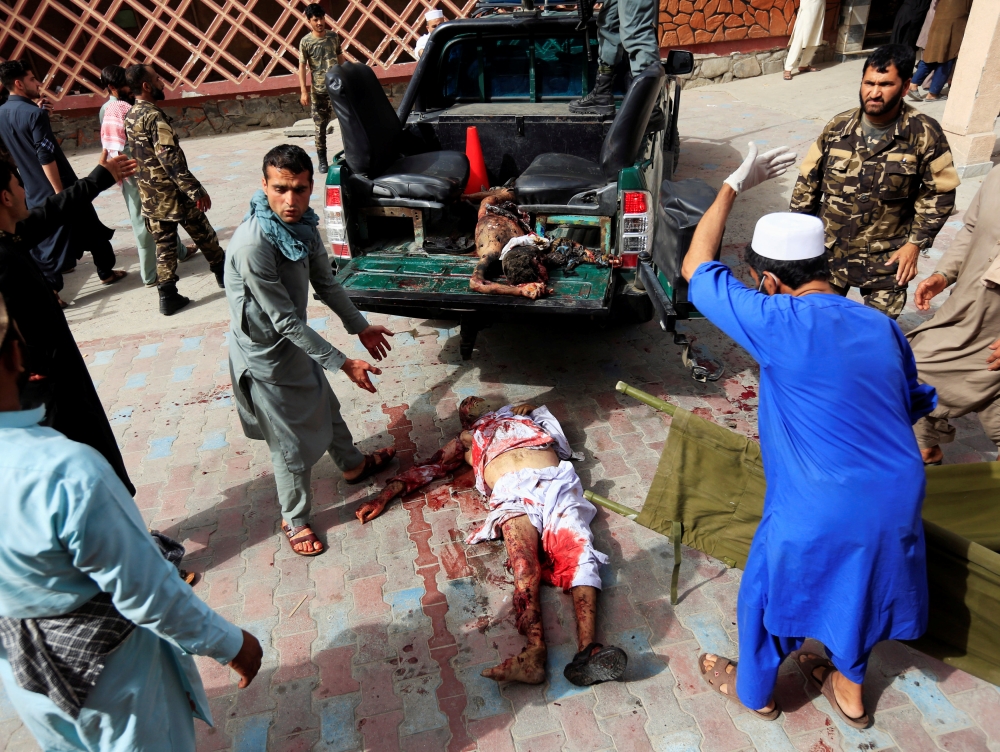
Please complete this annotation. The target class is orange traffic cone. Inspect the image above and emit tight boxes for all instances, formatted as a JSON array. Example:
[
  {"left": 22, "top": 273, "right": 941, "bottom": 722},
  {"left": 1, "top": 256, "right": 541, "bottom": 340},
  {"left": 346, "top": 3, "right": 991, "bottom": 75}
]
[{"left": 463, "top": 125, "right": 489, "bottom": 194}]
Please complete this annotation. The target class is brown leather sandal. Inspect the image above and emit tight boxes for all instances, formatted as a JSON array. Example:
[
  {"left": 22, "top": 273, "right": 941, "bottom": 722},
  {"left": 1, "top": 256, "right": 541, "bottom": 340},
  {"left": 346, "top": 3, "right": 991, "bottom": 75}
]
[
  {"left": 282, "top": 522, "right": 324, "bottom": 556},
  {"left": 344, "top": 447, "right": 396, "bottom": 485},
  {"left": 699, "top": 654, "right": 780, "bottom": 721},
  {"left": 818, "top": 666, "right": 869, "bottom": 729}
]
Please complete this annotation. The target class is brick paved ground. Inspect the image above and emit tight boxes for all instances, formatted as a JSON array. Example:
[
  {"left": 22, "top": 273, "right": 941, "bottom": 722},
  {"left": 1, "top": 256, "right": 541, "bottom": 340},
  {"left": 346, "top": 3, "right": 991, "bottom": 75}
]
[{"left": 2, "top": 62, "right": 999, "bottom": 751}]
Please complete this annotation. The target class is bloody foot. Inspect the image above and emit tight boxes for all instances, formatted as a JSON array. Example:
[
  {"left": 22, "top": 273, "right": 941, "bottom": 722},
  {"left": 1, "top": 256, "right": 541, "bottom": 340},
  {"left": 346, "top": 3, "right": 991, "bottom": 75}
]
[{"left": 481, "top": 644, "right": 547, "bottom": 684}]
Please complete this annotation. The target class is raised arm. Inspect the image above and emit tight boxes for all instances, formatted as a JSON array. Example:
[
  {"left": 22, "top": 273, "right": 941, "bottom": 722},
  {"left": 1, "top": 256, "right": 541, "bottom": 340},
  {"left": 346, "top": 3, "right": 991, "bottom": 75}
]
[
  {"left": 683, "top": 142, "right": 795, "bottom": 282},
  {"left": 13, "top": 152, "right": 134, "bottom": 249}
]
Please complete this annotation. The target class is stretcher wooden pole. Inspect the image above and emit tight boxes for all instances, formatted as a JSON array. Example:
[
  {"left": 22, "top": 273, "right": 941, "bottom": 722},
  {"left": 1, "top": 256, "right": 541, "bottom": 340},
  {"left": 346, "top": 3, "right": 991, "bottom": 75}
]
[
  {"left": 583, "top": 490, "right": 638, "bottom": 520},
  {"left": 590, "top": 382, "right": 683, "bottom": 604},
  {"left": 615, "top": 381, "right": 676, "bottom": 416}
]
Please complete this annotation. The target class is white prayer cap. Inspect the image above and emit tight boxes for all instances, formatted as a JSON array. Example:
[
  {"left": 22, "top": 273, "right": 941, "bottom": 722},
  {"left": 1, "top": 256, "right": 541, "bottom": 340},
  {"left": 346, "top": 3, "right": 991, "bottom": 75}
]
[
  {"left": 750, "top": 212, "right": 825, "bottom": 261},
  {"left": 425, "top": 9, "right": 445, "bottom": 21}
]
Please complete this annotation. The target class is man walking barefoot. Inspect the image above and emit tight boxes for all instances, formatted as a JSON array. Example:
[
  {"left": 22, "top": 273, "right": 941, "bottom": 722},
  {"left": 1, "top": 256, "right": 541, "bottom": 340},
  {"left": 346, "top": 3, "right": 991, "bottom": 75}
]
[{"left": 227, "top": 144, "right": 395, "bottom": 556}]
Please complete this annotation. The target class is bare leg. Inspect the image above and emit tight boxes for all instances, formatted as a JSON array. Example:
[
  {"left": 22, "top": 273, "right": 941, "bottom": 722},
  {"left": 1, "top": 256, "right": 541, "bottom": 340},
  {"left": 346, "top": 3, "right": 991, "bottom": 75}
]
[
  {"left": 482, "top": 514, "right": 547, "bottom": 684},
  {"left": 571, "top": 586, "right": 599, "bottom": 653}
]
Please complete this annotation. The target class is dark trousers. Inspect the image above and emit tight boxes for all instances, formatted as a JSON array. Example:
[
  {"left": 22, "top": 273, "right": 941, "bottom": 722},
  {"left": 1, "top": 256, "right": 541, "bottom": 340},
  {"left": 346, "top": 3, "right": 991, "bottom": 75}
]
[
  {"left": 31, "top": 203, "right": 116, "bottom": 291},
  {"left": 912, "top": 58, "right": 956, "bottom": 96}
]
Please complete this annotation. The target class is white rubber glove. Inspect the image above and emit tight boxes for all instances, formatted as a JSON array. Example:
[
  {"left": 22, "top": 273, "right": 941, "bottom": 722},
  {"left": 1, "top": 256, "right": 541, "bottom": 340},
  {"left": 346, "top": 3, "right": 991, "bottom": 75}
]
[{"left": 724, "top": 142, "right": 798, "bottom": 194}]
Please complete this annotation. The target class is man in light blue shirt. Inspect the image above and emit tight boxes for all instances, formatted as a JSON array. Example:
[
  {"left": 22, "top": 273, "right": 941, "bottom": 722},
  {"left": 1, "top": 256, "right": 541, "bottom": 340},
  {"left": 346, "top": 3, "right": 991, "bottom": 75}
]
[{"left": 0, "top": 293, "right": 262, "bottom": 751}]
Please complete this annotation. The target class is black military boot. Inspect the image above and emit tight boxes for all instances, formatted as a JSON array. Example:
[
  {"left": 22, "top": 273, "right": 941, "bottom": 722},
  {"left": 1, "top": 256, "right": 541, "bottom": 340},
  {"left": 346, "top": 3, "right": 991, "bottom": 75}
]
[
  {"left": 158, "top": 282, "right": 190, "bottom": 316},
  {"left": 211, "top": 262, "right": 225, "bottom": 289},
  {"left": 317, "top": 152, "right": 329, "bottom": 176},
  {"left": 569, "top": 70, "right": 615, "bottom": 116}
]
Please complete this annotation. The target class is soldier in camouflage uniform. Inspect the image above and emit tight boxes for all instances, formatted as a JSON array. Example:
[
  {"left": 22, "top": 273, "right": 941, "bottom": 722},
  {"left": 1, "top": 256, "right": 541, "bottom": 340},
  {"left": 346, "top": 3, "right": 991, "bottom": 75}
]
[
  {"left": 124, "top": 64, "right": 226, "bottom": 316},
  {"left": 298, "top": 3, "right": 344, "bottom": 176},
  {"left": 789, "top": 44, "right": 959, "bottom": 319}
]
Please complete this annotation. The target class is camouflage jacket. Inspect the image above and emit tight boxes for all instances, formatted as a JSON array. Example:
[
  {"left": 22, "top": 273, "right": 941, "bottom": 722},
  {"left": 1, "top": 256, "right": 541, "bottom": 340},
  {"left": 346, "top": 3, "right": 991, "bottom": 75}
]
[
  {"left": 789, "top": 103, "right": 959, "bottom": 288},
  {"left": 124, "top": 99, "right": 205, "bottom": 222},
  {"left": 299, "top": 33, "right": 342, "bottom": 92}
]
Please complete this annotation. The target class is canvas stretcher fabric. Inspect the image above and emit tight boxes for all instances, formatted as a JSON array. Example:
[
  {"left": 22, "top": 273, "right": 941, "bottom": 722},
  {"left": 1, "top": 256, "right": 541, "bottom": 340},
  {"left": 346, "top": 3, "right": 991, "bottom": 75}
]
[{"left": 619, "top": 388, "right": 1000, "bottom": 687}]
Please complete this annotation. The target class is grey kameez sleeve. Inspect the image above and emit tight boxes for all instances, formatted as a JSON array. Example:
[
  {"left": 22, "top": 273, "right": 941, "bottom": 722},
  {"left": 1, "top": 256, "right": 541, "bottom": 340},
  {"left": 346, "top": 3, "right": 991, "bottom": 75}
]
[
  {"left": 934, "top": 180, "right": 981, "bottom": 286},
  {"left": 238, "top": 237, "right": 353, "bottom": 373},
  {"left": 308, "top": 236, "right": 369, "bottom": 335}
]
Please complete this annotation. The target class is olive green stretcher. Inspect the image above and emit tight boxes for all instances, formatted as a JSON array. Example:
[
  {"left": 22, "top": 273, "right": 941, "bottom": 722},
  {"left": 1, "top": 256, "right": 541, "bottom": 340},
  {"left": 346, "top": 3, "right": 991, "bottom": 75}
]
[{"left": 585, "top": 382, "right": 1000, "bottom": 687}]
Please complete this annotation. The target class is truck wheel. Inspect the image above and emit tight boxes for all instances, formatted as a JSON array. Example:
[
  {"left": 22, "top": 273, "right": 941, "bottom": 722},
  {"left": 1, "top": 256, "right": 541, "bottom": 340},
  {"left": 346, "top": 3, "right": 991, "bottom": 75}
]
[{"left": 611, "top": 278, "right": 655, "bottom": 324}]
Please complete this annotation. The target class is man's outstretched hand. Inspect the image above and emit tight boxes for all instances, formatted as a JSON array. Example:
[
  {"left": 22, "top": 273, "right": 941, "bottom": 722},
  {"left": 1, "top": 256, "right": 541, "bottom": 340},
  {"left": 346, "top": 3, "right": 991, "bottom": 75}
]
[
  {"left": 229, "top": 630, "right": 263, "bottom": 688},
  {"left": 988, "top": 337, "right": 1000, "bottom": 372},
  {"left": 99, "top": 149, "right": 137, "bottom": 182},
  {"left": 723, "top": 142, "right": 797, "bottom": 194},
  {"left": 914, "top": 272, "right": 948, "bottom": 310},
  {"left": 342, "top": 358, "right": 381, "bottom": 393},
  {"left": 359, "top": 325, "right": 394, "bottom": 361},
  {"left": 511, "top": 404, "right": 536, "bottom": 416}
]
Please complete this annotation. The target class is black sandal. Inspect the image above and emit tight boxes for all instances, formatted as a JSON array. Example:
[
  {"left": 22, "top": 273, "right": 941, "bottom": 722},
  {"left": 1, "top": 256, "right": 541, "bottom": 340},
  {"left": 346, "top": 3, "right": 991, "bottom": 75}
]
[
  {"left": 563, "top": 643, "right": 627, "bottom": 686},
  {"left": 344, "top": 447, "right": 396, "bottom": 485}
]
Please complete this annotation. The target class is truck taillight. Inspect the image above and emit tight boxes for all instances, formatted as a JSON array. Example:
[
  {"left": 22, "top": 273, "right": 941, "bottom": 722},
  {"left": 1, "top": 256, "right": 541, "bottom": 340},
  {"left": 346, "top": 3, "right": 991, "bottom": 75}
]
[
  {"left": 325, "top": 186, "right": 350, "bottom": 259},
  {"left": 620, "top": 190, "right": 652, "bottom": 268}
]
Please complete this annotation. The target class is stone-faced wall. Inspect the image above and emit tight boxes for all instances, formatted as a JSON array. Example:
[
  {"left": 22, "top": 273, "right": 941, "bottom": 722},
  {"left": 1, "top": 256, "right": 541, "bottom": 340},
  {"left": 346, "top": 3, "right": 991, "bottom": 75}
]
[
  {"left": 51, "top": 83, "right": 408, "bottom": 152},
  {"left": 659, "top": 0, "right": 798, "bottom": 47},
  {"left": 52, "top": 92, "right": 309, "bottom": 152}
]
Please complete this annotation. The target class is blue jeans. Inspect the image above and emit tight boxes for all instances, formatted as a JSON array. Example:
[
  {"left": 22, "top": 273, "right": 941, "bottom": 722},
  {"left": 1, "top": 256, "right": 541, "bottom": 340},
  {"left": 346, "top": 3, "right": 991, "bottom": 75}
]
[{"left": 912, "top": 58, "right": 956, "bottom": 96}]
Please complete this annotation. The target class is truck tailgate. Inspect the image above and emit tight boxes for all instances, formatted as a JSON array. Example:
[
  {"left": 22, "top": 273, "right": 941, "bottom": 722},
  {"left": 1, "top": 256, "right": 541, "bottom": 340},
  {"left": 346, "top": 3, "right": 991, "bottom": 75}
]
[{"left": 336, "top": 255, "right": 613, "bottom": 314}]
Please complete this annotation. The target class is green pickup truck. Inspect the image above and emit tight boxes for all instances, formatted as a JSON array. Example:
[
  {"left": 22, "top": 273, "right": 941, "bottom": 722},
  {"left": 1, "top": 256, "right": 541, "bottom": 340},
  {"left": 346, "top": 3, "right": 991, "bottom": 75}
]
[{"left": 323, "top": 7, "right": 718, "bottom": 360}]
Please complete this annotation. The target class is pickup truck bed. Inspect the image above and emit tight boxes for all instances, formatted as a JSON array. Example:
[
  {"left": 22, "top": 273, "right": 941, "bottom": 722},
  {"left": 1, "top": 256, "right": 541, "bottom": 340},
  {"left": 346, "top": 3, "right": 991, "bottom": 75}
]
[{"left": 336, "top": 254, "right": 613, "bottom": 314}]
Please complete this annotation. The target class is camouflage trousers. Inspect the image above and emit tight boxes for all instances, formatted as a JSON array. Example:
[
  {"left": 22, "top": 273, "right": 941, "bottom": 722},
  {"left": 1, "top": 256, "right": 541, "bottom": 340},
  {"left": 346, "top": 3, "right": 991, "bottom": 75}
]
[
  {"left": 311, "top": 90, "right": 333, "bottom": 159},
  {"left": 829, "top": 280, "right": 907, "bottom": 319},
  {"left": 145, "top": 199, "right": 225, "bottom": 285}
]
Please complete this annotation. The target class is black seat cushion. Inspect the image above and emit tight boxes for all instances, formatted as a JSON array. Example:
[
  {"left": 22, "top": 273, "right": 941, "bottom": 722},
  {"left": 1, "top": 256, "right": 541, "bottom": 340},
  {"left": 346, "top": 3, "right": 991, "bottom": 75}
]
[
  {"left": 373, "top": 151, "right": 471, "bottom": 203},
  {"left": 513, "top": 153, "right": 606, "bottom": 206}
]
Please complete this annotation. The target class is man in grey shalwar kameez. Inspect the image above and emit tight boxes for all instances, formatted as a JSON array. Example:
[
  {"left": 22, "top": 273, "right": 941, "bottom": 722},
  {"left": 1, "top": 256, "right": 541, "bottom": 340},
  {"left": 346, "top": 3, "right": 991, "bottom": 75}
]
[
  {"left": 226, "top": 144, "right": 395, "bottom": 556},
  {"left": 908, "top": 164, "right": 1000, "bottom": 463}
]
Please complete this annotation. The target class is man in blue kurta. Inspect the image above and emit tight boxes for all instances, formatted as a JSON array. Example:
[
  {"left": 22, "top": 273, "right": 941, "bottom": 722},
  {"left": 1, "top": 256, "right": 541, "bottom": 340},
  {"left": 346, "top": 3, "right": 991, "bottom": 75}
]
[
  {"left": 0, "top": 292, "right": 263, "bottom": 751},
  {"left": 680, "top": 143, "right": 936, "bottom": 728}
]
